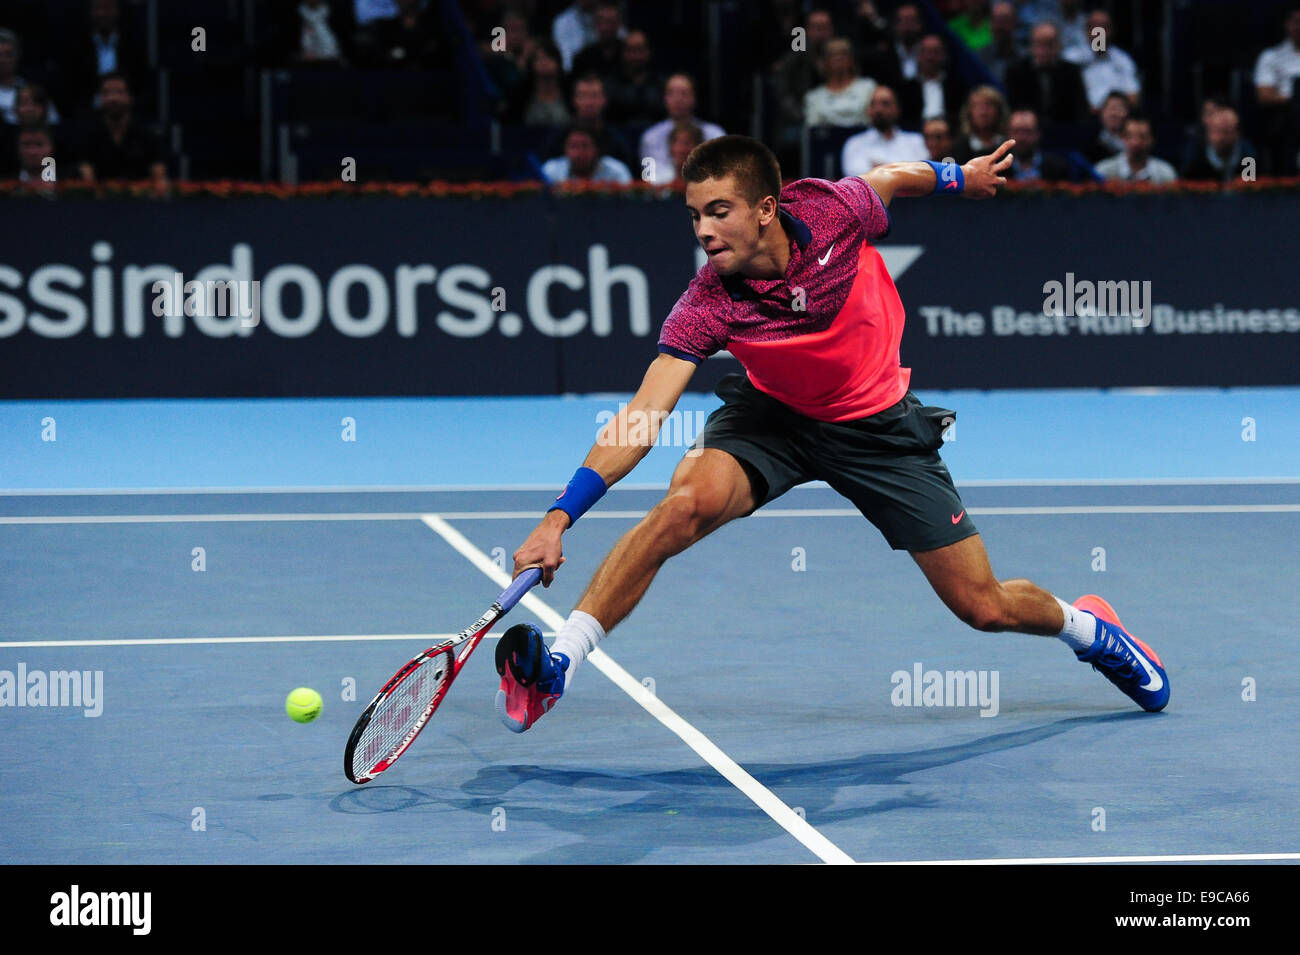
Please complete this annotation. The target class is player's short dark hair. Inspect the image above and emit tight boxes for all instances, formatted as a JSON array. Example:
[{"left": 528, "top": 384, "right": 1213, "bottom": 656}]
[{"left": 681, "top": 134, "right": 782, "bottom": 207}]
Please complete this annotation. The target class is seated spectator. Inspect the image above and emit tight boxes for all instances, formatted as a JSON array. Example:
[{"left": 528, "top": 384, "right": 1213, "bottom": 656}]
[
  {"left": 948, "top": 0, "right": 993, "bottom": 53},
  {"left": 891, "top": 3, "right": 926, "bottom": 81},
  {"left": 482, "top": 8, "right": 535, "bottom": 109},
  {"left": 640, "top": 73, "right": 724, "bottom": 184},
  {"left": 772, "top": 8, "right": 834, "bottom": 133},
  {"left": 1021, "top": 0, "right": 1088, "bottom": 59},
  {"left": 953, "top": 85, "right": 1008, "bottom": 162},
  {"left": 13, "top": 83, "right": 61, "bottom": 128},
  {"left": 923, "top": 115, "right": 956, "bottom": 161},
  {"left": 58, "top": 0, "right": 149, "bottom": 118},
  {"left": 851, "top": 2, "right": 904, "bottom": 88},
  {"left": 0, "top": 30, "right": 61, "bottom": 126},
  {"left": 1182, "top": 106, "right": 1255, "bottom": 182},
  {"left": 803, "top": 38, "right": 877, "bottom": 127},
  {"left": 366, "top": 0, "right": 442, "bottom": 68},
  {"left": 1006, "top": 108, "right": 1069, "bottom": 181},
  {"left": 15, "top": 124, "right": 59, "bottom": 194},
  {"left": 1, "top": 84, "right": 71, "bottom": 177},
  {"left": 272, "top": 0, "right": 356, "bottom": 65},
  {"left": 1178, "top": 96, "right": 1230, "bottom": 172},
  {"left": 1086, "top": 89, "right": 1131, "bottom": 164},
  {"left": 1095, "top": 114, "right": 1177, "bottom": 183},
  {"left": 666, "top": 120, "right": 705, "bottom": 184},
  {"left": 1004, "top": 21, "right": 1090, "bottom": 124},
  {"left": 607, "top": 29, "right": 664, "bottom": 125},
  {"left": 553, "top": 0, "right": 600, "bottom": 73},
  {"left": 540, "top": 121, "right": 632, "bottom": 183},
  {"left": 509, "top": 40, "right": 571, "bottom": 127},
  {"left": 1253, "top": 5, "right": 1300, "bottom": 175},
  {"left": 980, "top": 2, "right": 1023, "bottom": 86},
  {"left": 841, "top": 85, "right": 926, "bottom": 176},
  {"left": 1063, "top": 9, "right": 1140, "bottom": 112},
  {"left": 75, "top": 72, "right": 167, "bottom": 186},
  {"left": 571, "top": 2, "right": 624, "bottom": 84},
  {"left": 545, "top": 73, "right": 635, "bottom": 167},
  {"left": 899, "top": 35, "right": 966, "bottom": 128}
]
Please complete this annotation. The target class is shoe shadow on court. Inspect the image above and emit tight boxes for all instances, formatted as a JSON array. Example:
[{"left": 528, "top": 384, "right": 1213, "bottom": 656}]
[{"left": 328, "top": 711, "right": 1146, "bottom": 863}]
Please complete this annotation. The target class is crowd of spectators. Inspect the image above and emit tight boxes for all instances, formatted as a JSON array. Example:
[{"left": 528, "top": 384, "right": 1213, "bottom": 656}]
[{"left": 3, "top": 0, "right": 1300, "bottom": 189}]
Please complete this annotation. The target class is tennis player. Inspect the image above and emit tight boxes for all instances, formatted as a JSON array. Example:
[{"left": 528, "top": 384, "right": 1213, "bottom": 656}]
[{"left": 495, "top": 134, "right": 1169, "bottom": 731}]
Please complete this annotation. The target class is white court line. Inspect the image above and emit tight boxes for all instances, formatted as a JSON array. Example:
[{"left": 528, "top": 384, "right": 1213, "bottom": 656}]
[
  {"left": 419, "top": 513, "right": 855, "bottom": 866},
  {"left": 862, "top": 851, "right": 1300, "bottom": 865},
  {"left": 4, "top": 504, "right": 1300, "bottom": 526},
  {"left": 3, "top": 477, "right": 1300, "bottom": 496},
  {"left": 0, "top": 632, "right": 554, "bottom": 649}
]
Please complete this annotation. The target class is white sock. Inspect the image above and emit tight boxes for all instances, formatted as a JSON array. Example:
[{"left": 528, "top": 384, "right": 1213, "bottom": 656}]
[
  {"left": 550, "top": 610, "right": 606, "bottom": 682},
  {"left": 1055, "top": 597, "right": 1097, "bottom": 652}
]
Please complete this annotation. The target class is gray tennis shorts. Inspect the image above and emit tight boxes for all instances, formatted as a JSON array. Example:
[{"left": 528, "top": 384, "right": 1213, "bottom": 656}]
[{"left": 693, "top": 373, "right": 978, "bottom": 552}]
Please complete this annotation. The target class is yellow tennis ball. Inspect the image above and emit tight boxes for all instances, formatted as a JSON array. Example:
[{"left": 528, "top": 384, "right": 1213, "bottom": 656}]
[{"left": 286, "top": 687, "right": 322, "bottom": 724}]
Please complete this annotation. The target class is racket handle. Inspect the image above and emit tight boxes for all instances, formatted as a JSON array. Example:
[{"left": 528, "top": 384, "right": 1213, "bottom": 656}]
[{"left": 498, "top": 566, "right": 543, "bottom": 612}]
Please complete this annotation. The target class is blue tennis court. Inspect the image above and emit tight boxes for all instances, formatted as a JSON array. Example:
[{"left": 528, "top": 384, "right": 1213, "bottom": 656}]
[{"left": 2, "top": 391, "right": 1297, "bottom": 865}]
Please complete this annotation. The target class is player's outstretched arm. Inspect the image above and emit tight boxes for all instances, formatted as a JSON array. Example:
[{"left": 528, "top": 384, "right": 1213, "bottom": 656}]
[
  {"left": 863, "top": 139, "right": 1015, "bottom": 205},
  {"left": 512, "top": 353, "right": 696, "bottom": 584}
]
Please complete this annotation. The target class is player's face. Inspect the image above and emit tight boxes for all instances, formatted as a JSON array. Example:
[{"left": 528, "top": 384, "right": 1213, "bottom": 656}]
[{"left": 685, "top": 175, "right": 767, "bottom": 276}]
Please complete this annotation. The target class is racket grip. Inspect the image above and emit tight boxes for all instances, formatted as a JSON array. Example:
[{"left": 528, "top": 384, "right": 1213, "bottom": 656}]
[{"left": 498, "top": 566, "right": 543, "bottom": 612}]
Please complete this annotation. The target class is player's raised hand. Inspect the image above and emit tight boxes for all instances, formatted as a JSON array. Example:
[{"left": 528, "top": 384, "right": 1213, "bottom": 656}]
[
  {"left": 962, "top": 139, "right": 1015, "bottom": 199},
  {"left": 513, "top": 511, "right": 568, "bottom": 586}
]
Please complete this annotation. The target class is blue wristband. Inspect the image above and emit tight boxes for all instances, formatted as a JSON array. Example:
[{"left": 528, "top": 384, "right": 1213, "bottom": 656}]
[
  {"left": 925, "top": 159, "right": 965, "bottom": 194},
  {"left": 548, "top": 466, "right": 608, "bottom": 525}
]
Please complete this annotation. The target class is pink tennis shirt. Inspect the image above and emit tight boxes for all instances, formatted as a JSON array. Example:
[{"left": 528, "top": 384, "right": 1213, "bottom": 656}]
[{"left": 658, "top": 176, "right": 910, "bottom": 422}]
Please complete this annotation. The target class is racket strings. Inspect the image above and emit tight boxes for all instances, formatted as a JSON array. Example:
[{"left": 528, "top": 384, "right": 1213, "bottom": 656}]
[{"left": 357, "top": 650, "right": 453, "bottom": 772}]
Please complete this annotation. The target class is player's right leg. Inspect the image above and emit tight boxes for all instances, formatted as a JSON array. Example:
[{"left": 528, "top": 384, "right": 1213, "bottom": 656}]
[{"left": 495, "top": 447, "right": 759, "bottom": 732}]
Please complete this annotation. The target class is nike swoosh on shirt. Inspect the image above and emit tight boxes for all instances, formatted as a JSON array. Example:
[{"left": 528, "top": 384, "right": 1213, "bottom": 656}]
[
  {"left": 1115, "top": 631, "right": 1164, "bottom": 693},
  {"left": 817, "top": 244, "right": 834, "bottom": 265},
  {"left": 950, "top": 510, "right": 965, "bottom": 524}
]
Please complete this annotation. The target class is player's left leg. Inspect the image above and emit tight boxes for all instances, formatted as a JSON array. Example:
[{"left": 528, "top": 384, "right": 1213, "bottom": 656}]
[
  {"left": 909, "top": 533, "right": 1063, "bottom": 635},
  {"left": 911, "top": 534, "right": 1170, "bottom": 711}
]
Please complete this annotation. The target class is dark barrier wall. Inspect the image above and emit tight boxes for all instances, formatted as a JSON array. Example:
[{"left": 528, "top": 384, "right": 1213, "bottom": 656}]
[{"left": 3, "top": 192, "right": 1297, "bottom": 398}]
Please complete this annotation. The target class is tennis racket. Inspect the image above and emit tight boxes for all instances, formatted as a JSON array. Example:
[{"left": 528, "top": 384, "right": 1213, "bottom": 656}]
[{"left": 344, "top": 566, "right": 542, "bottom": 784}]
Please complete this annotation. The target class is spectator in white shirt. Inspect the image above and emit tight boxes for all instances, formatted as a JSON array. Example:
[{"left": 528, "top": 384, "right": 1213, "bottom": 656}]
[
  {"left": 1064, "top": 10, "right": 1141, "bottom": 111},
  {"left": 1254, "top": 5, "right": 1300, "bottom": 173},
  {"left": 1095, "top": 115, "right": 1177, "bottom": 183},
  {"left": 1255, "top": 6, "right": 1300, "bottom": 105},
  {"left": 841, "top": 85, "right": 926, "bottom": 175},
  {"left": 665, "top": 120, "right": 705, "bottom": 184},
  {"left": 541, "top": 122, "right": 632, "bottom": 184},
  {"left": 553, "top": 0, "right": 600, "bottom": 72},
  {"left": 639, "top": 73, "right": 724, "bottom": 184},
  {"left": 804, "top": 38, "right": 877, "bottom": 127}
]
